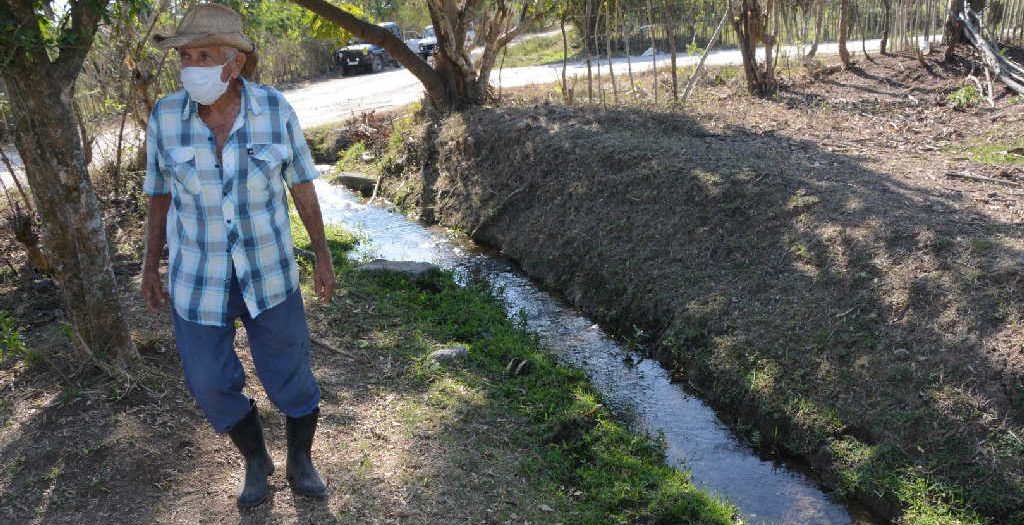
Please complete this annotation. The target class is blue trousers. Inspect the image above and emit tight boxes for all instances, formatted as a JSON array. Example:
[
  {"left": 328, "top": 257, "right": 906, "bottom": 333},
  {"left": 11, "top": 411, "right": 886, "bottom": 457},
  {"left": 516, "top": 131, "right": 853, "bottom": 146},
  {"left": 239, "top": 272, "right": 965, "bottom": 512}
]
[{"left": 172, "top": 276, "right": 320, "bottom": 433}]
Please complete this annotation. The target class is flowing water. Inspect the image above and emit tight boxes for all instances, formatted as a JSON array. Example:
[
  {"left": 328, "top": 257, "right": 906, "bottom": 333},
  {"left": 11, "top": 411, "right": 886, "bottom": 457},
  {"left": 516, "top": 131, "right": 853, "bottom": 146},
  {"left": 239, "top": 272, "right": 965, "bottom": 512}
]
[{"left": 315, "top": 175, "right": 878, "bottom": 525}]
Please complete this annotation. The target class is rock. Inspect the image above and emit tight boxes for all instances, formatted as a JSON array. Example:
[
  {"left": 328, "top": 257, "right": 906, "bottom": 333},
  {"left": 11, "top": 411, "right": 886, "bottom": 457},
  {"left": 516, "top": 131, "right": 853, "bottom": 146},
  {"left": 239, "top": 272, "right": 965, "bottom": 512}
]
[
  {"left": 430, "top": 345, "right": 469, "bottom": 362},
  {"left": 335, "top": 172, "right": 378, "bottom": 197},
  {"left": 355, "top": 259, "right": 438, "bottom": 278},
  {"left": 893, "top": 348, "right": 911, "bottom": 360}
]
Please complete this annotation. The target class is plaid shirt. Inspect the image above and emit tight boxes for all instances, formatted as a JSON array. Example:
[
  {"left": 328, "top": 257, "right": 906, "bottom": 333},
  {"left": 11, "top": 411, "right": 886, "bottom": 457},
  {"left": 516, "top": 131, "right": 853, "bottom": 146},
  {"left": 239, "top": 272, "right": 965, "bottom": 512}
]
[{"left": 145, "top": 78, "right": 318, "bottom": 326}]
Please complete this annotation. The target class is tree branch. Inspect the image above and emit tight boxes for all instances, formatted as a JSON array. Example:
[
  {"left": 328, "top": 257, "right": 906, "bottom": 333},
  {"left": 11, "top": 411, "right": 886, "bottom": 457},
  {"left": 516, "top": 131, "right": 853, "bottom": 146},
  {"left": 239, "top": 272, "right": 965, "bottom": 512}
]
[
  {"left": 291, "top": 0, "right": 450, "bottom": 108},
  {"left": 53, "top": 0, "right": 103, "bottom": 79}
]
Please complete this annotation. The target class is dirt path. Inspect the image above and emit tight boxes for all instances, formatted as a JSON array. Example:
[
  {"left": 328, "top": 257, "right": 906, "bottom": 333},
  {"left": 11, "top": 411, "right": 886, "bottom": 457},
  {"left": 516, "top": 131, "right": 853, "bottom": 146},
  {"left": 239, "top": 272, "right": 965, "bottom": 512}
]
[{"left": 0, "top": 269, "right": 561, "bottom": 524}]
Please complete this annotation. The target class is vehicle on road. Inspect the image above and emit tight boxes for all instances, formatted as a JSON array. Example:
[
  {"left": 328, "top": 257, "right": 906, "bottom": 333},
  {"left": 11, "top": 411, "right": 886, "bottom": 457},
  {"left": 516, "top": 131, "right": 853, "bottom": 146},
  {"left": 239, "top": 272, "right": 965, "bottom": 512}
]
[
  {"left": 417, "top": 25, "right": 437, "bottom": 60},
  {"left": 336, "top": 22, "right": 403, "bottom": 76}
]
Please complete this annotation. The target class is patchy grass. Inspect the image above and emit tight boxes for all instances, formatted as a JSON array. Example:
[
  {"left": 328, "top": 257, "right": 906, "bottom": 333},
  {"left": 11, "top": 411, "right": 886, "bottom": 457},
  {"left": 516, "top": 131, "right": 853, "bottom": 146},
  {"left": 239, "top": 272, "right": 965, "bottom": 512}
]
[
  {"left": 330, "top": 106, "right": 421, "bottom": 181},
  {"left": 291, "top": 217, "right": 738, "bottom": 525},
  {"left": 963, "top": 138, "right": 1024, "bottom": 166},
  {"left": 333, "top": 141, "right": 370, "bottom": 174},
  {"left": 498, "top": 29, "right": 581, "bottom": 68}
]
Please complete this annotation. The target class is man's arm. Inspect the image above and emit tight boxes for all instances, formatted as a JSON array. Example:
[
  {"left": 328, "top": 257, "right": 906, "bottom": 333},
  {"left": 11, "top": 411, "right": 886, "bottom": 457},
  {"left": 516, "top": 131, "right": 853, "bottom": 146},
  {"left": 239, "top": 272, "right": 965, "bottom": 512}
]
[
  {"left": 142, "top": 194, "right": 172, "bottom": 312},
  {"left": 290, "top": 181, "right": 335, "bottom": 302}
]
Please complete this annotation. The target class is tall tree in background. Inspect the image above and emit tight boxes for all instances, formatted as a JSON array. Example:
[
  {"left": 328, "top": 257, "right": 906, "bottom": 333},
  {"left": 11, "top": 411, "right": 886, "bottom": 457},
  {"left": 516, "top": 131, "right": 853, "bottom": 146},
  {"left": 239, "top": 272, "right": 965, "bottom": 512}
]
[
  {"left": 837, "top": 0, "right": 850, "bottom": 67},
  {"left": 0, "top": 0, "right": 138, "bottom": 366},
  {"left": 880, "top": 0, "right": 892, "bottom": 53},
  {"left": 732, "top": 0, "right": 777, "bottom": 93},
  {"left": 804, "top": 0, "right": 824, "bottom": 59},
  {"left": 293, "top": 0, "right": 534, "bottom": 110}
]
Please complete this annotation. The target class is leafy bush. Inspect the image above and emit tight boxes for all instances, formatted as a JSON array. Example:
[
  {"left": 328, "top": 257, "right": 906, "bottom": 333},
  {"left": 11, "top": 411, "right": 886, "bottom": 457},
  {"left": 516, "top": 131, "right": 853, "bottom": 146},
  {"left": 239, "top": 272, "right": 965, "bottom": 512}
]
[{"left": 948, "top": 85, "right": 983, "bottom": 110}]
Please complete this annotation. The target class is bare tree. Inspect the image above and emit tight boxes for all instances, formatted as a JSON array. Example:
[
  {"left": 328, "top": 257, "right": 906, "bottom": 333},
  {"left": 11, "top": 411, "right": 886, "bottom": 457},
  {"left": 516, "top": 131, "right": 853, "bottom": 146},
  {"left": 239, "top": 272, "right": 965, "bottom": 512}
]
[
  {"left": 293, "top": 0, "right": 533, "bottom": 110},
  {"left": 805, "top": 0, "right": 824, "bottom": 59},
  {"left": 732, "top": 0, "right": 777, "bottom": 94},
  {"left": 881, "top": 0, "right": 892, "bottom": 54},
  {"left": 838, "top": 0, "right": 851, "bottom": 68},
  {"left": 0, "top": 0, "right": 138, "bottom": 366}
]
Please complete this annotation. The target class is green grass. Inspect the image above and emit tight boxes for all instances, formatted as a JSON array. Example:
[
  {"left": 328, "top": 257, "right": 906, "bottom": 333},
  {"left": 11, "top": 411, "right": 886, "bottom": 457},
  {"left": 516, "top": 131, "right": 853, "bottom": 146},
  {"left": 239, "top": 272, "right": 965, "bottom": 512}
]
[
  {"left": 963, "top": 138, "right": 1024, "bottom": 166},
  {"left": 948, "top": 85, "right": 984, "bottom": 110},
  {"left": 498, "top": 29, "right": 581, "bottom": 68},
  {"left": 0, "top": 309, "right": 39, "bottom": 366},
  {"left": 291, "top": 218, "right": 738, "bottom": 525},
  {"left": 333, "top": 141, "right": 370, "bottom": 174}
]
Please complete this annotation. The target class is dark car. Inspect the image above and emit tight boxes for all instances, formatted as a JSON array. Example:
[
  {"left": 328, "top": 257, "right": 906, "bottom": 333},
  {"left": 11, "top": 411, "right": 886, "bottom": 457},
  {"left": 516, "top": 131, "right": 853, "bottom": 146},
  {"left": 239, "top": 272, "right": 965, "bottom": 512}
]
[{"left": 336, "top": 22, "right": 403, "bottom": 76}]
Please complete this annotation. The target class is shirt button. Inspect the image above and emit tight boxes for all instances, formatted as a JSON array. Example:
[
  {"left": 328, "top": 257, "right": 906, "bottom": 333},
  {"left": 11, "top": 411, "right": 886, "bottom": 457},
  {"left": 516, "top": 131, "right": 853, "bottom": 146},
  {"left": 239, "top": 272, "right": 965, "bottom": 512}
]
[{"left": 215, "top": 164, "right": 220, "bottom": 169}]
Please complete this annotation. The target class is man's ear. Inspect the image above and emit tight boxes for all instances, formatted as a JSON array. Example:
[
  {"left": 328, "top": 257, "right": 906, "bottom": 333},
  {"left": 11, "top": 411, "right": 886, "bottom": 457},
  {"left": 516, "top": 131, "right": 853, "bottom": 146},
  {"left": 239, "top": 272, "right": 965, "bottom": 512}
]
[{"left": 230, "top": 51, "right": 247, "bottom": 80}]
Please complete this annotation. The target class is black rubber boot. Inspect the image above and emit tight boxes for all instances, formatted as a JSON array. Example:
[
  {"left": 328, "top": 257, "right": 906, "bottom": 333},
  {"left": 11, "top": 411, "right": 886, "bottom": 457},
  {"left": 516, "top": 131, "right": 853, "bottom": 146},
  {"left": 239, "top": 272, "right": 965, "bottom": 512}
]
[
  {"left": 227, "top": 401, "right": 275, "bottom": 508},
  {"left": 285, "top": 408, "right": 328, "bottom": 498}
]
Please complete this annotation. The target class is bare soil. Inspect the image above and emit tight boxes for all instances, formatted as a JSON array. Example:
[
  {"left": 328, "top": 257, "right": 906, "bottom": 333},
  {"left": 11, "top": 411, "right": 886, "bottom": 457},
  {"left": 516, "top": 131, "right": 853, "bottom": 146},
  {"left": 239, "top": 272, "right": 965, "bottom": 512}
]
[{"left": 383, "top": 50, "right": 1024, "bottom": 522}]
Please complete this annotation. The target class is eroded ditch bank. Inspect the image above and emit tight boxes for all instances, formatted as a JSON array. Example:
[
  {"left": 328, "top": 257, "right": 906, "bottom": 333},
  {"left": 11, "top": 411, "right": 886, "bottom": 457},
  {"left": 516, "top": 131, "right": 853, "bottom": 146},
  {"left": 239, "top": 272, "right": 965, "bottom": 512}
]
[
  {"left": 363, "top": 104, "right": 1024, "bottom": 524},
  {"left": 315, "top": 176, "right": 874, "bottom": 524}
]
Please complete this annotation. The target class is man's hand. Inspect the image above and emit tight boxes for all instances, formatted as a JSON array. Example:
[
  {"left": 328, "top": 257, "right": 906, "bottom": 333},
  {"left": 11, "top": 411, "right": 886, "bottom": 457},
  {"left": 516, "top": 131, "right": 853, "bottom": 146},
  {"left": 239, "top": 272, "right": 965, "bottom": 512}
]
[
  {"left": 313, "top": 252, "right": 336, "bottom": 302},
  {"left": 142, "top": 195, "right": 172, "bottom": 314},
  {"left": 291, "top": 181, "right": 335, "bottom": 302},
  {"left": 142, "top": 268, "right": 170, "bottom": 313}
]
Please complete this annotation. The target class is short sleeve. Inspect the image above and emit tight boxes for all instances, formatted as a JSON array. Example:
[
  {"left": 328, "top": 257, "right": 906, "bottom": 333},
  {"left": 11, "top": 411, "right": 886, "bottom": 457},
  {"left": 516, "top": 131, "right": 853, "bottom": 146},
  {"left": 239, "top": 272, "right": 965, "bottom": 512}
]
[
  {"left": 143, "top": 108, "right": 170, "bottom": 196},
  {"left": 281, "top": 103, "right": 319, "bottom": 187}
]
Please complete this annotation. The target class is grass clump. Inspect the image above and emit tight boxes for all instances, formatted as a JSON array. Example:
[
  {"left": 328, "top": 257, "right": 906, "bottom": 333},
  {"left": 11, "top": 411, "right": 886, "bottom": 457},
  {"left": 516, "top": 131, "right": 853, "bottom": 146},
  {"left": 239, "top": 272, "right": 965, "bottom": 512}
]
[
  {"left": 334, "top": 141, "right": 369, "bottom": 174},
  {"left": 0, "top": 310, "right": 38, "bottom": 366},
  {"left": 291, "top": 218, "right": 737, "bottom": 525},
  {"left": 948, "top": 85, "right": 984, "bottom": 110},
  {"left": 499, "top": 29, "right": 581, "bottom": 68}
]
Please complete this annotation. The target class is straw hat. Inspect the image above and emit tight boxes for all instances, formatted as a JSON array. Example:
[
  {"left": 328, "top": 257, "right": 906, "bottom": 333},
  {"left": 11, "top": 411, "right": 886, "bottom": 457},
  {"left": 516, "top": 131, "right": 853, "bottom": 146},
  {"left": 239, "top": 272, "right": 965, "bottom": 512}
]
[{"left": 154, "top": 3, "right": 254, "bottom": 53}]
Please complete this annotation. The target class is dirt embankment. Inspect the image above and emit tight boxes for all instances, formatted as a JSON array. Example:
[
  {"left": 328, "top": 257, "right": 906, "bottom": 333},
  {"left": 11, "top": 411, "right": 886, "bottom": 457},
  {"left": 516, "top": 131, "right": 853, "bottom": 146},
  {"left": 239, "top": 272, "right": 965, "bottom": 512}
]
[{"left": 380, "top": 53, "right": 1024, "bottom": 522}]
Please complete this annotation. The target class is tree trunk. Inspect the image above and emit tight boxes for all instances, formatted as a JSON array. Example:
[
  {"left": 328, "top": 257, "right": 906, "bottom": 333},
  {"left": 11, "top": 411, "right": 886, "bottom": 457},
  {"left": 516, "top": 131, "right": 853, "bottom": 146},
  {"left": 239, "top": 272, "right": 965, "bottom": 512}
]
[
  {"left": 733, "top": 0, "right": 775, "bottom": 94},
  {"left": 606, "top": 0, "right": 618, "bottom": 104},
  {"left": 647, "top": 0, "right": 658, "bottom": 103},
  {"left": 945, "top": 0, "right": 965, "bottom": 61},
  {"left": 1, "top": 58, "right": 137, "bottom": 364},
  {"left": 881, "top": 0, "right": 892, "bottom": 54},
  {"left": 838, "top": 0, "right": 851, "bottom": 68},
  {"left": 806, "top": 0, "right": 824, "bottom": 59},
  {"left": 666, "top": 0, "right": 678, "bottom": 101},
  {"left": 1, "top": 0, "right": 137, "bottom": 365},
  {"left": 560, "top": 17, "right": 574, "bottom": 104},
  {"left": 683, "top": 2, "right": 731, "bottom": 103}
]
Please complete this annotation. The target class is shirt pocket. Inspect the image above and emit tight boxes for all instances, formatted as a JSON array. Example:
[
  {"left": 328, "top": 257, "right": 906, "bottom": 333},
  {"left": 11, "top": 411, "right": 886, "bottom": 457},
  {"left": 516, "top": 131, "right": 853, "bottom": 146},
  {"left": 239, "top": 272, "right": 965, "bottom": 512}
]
[
  {"left": 246, "top": 143, "right": 289, "bottom": 192},
  {"left": 163, "top": 147, "right": 201, "bottom": 195}
]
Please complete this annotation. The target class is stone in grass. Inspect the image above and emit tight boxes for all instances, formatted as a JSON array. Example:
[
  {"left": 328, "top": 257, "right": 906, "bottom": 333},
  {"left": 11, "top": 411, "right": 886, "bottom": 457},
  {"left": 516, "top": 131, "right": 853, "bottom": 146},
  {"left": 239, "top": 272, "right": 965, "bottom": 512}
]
[
  {"left": 334, "top": 172, "right": 377, "bottom": 197},
  {"left": 355, "top": 259, "right": 438, "bottom": 278},
  {"left": 429, "top": 345, "right": 469, "bottom": 363}
]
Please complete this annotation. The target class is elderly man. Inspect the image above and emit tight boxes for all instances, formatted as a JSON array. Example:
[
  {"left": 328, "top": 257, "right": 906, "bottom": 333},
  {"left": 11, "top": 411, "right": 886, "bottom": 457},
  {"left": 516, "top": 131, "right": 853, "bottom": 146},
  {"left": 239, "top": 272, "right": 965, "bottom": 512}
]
[{"left": 141, "top": 4, "right": 332, "bottom": 508}]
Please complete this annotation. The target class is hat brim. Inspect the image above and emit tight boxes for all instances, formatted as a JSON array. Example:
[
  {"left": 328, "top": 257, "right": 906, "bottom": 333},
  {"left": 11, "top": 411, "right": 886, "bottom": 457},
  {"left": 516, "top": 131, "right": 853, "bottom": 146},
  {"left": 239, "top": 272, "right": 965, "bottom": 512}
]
[{"left": 154, "top": 31, "right": 254, "bottom": 53}]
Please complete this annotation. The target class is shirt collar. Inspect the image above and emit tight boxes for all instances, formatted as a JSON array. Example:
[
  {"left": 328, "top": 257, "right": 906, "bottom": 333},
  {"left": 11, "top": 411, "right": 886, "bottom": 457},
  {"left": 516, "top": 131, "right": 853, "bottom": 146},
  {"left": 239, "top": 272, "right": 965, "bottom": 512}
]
[{"left": 180, "top": 76, "right": 263, "bottom": 120}]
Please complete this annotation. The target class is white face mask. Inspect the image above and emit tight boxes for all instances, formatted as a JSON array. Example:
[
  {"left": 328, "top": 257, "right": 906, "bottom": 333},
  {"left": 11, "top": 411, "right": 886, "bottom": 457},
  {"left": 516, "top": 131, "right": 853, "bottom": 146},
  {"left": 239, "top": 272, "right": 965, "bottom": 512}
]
[{"left": 180, "top": 62, "right": 231, "bottom": 105}]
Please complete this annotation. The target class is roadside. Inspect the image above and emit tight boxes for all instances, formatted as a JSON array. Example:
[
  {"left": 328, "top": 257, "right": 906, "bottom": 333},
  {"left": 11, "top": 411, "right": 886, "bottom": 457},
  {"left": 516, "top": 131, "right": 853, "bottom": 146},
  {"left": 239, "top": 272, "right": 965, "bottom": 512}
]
[{"left": 367, "top": 51, "right": 1024, "bottom": 524}]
